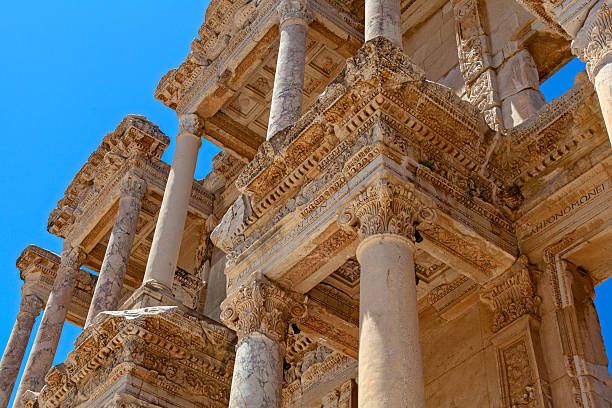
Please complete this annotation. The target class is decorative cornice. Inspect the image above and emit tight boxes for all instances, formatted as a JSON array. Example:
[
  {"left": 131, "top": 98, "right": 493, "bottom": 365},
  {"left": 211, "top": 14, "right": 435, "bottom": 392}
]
[
  {"left": 278, "top": 0, "right": 313, "bottom": 27},
  {"left": 481, "top": 255, "right": 540, "bottom": 332},
  {"left": 338, "top": 179, "right": 436, "bottom": 242},
  {"left": 573, "top": 4, "right": 612, "bottom": 80},
  {"left": 220, "top": 273, "right": 307, "bottom": 343},
  {"left": 119, "top": 172, "right": 147, "bottom": 200}
]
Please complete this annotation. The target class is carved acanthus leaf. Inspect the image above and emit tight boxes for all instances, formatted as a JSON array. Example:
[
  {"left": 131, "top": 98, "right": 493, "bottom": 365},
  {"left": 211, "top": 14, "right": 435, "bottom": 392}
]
[
  {"left": 220, "top": 274, "right": 307, "bottom": 343},
  {"left": 481, "top": 255, "right": 540, "bottom": 332},
  {"left": 338, "top": 179, "right": 436, "bottom": 241}
]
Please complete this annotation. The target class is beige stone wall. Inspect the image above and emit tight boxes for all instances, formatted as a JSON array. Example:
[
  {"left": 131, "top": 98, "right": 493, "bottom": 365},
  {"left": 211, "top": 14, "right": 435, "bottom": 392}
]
[
  {"left": 203, "top": 247, "right": 228, "bottom": 322},
  {"left": 403, "top": 4, "right": 461, "bottom": 87}
]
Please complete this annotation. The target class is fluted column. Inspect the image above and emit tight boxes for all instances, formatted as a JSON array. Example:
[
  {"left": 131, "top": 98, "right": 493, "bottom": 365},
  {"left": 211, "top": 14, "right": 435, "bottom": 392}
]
[
  {"left": 0, "top": 294, "right": 43, "bottom": 408},
  {"left": 266, "top": 0, "right": 312, "bottom": 140},
  {"left": 14, "top": 244, "right": 85, "bottom": 407},
  {"left": 85, "top": 172, "right": 146, "bottom": 327},
  {"left": 220, "top": 274, "right": 306, "bottom": 408},
  {"left": 573, "top": 4, "right": 612, "bottom": 147},
  {"left": 365, "top": 0, "right": 402, "bottom": 48},
  {"left": 338, "top": 179, "right": 436, "bottom": 408},
  {"left": 143, "top": 114, "right": 202, "bottom": 290}
]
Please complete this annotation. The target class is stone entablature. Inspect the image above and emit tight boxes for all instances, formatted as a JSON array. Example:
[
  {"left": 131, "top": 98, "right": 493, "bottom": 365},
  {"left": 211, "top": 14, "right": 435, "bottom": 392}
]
[
  {"left": 212, "top": 38, "right": 517, "bottom": 294},
  {"left": 29, "top": 307, "right": 236, "bottom": 408}
]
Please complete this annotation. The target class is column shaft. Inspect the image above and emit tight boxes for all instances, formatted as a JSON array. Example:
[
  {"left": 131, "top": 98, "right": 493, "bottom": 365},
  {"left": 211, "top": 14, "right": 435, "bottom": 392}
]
[
  {"left": 230, "top": 333, "right": 283, "bottom": 407},
  {"left": 364, "top": 0, "right": 402, "bottom": 48},
  {"left": 14, "top": 245, "right": 84, "bottom": 407},
  {"left": 143, "top": 115, "right": 201, "bottom": 289},
  {"left": 593, "top": 58, "right": 612, "bottom": 147},
  {"left": 221, "top": 274, "right": 306, "bottom": 408},
  {"left": 357, "top": 235, "right": 426, "bottom": 408},
  {"left": 85, "top": 173, "right": 146, "bottom": 327},
  {"left": 0, "top": 295, "right": 42, "bottom": 408},
  {"left": 266, "top": 1, "right": 311, "bottom": 140}
]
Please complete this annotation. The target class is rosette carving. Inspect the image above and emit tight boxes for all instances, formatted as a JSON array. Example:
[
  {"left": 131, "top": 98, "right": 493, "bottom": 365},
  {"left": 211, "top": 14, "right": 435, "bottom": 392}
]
[
  {"left": 573, "top": 4, "right": 612, "bottom": 80},
  {"left": 277, "top": 0, "right": 312, "bottom": 27},
  {"left": 338, "top": 179, "right": 436, "bottom": 242},
  {"left": 220, "top": 273, "right": 307, "bottom": 343}
]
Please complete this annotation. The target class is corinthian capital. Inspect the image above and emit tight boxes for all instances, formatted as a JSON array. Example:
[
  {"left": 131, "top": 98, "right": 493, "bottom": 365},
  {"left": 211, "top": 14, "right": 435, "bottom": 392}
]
[
  {"left": 278, "top": 0, "right": 312, "bottom": 27},
  {"left": 573, "top": 4, "right": 612, "bottom": 80},
  {"left": 19, "top": 294, "right": 43, "bottom": 318},
  {"left": 60, "top": 242, "right": 86, "bottom": 269},
  {"left": 220, "top": 273, "right": 307, "bottom": 343},
  {"left": 338, "top": 179, "right": 436, "bottom": 242},
  {"left": 119, "top": 172, "right": 147, "bottom": 200},
  {"left": 178, "top": 113, "right": 203, "bottom": 136}
]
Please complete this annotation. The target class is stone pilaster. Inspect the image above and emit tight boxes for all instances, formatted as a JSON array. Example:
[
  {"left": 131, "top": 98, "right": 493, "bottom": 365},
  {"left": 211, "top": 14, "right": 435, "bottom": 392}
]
[
  {"left": 0, "top": 294, "right": 43, "bottom": 408},
  {"left": 266, "top": 0, "right": 312, "bottom": 139},
  {"left": 143, "top": 113, "right": 202, "bottom": 290},
  {"left": 338, "top": 178, "right": 435, "bottom": 408},
  {"left": 220, "top": 274, "right": 306, "bottom": 408},
  {"left": 364, "top": 0, "right": 402, "bottom": 47},
  {"left": 14, "top": 243, "right": 85, "bottom": 407},
  {"left": 85, "top": 172, "right": 146, "bottom": 327},
  {"left": 573, "top": 3, "right": 612, "bottom": 146}
]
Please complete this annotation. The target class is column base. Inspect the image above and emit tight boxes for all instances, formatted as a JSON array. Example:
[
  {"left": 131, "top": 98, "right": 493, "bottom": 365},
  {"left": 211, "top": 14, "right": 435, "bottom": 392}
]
[{"left": 120, "top": 281, "right": 179, "bottom": 310}]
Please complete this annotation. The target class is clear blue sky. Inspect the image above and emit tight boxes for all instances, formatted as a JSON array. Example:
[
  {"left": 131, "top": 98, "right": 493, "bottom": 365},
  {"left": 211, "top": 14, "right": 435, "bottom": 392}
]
[{"left": 0, "top": 3, "right": 609, "bottom": 407}]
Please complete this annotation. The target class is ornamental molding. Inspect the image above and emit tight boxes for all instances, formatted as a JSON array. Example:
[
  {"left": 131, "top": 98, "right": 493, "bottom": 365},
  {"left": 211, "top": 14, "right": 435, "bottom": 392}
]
[
  {"left": 33, "top": 306, "right": 235, "bottom": 408},
  {"left": 338, "top": 179, "right": 436, "bottom": 242},
  {"left": 278, "top": 0, "right": 312, "bottom": 27},
  {"left": 481, "top": 255, "right": 540, "bottom": 332},
  {"left": 573, "top": 4, "right": 612, "bottom": 80},
  {"left": 220, "top": 273, "right": 307, "bottom": 343}
]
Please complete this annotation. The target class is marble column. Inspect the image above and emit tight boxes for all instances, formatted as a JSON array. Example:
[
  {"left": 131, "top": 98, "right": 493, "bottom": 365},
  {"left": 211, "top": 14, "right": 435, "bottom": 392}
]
[
  {"left": 364, "top": 0, "right": 402, "bottom": 48},
  {"left": 85, "top": 172, "right": 146, "bottom": 327},
  {"left": 143, "top": 114, "right": 202, "bottom": 290},
  {"left": 0, "top": 294, "right": 43, "bottom": 408},
  {"left": 14, "top": 244, "right": 85, "bottom": 407},
  {"left": 338, "top": 179, "right": 436, "bottom": 408},
  {"left": 266, "top": 0, "right": 312, "bottom": 140},
  {"left": 573, "top": 3, "right": 612, "bottom": 147},
  {"left": 220, "top": 274, "right": 306, "bottom": 408}
]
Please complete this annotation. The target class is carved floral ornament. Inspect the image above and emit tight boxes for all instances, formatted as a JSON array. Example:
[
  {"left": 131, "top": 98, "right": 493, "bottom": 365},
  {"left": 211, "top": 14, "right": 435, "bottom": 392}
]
[
  {"left": 60, "top": 242, "right": 86, "bottom": 270},
  {"left": 220, "top": 273, "right": 307, "bottom": 343},
  {"left": 277, "top": 0, "right": 312, "bottom": 27},
  {"left": 178, "top": 113, "right": 203, "bottom": 136},
  {"left": 338, "top": 179, "right": 436, "bottom": 242},
  {"left": 574, "top": 4, "right": 612, "bottom": 80}
]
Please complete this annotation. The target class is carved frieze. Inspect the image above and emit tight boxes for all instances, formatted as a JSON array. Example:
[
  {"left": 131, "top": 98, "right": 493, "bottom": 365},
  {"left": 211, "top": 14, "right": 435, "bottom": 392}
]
[{"left": 32, "top": 307, "right": 235, "bottom": 408}]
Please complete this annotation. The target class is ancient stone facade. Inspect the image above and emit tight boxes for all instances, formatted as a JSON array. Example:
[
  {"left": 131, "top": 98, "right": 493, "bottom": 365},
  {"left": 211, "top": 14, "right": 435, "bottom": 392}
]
[{"left": 2, "top": 0, "right": 612, "bottom": 407}]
